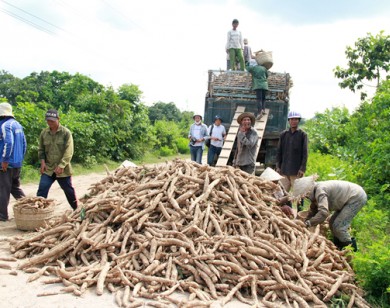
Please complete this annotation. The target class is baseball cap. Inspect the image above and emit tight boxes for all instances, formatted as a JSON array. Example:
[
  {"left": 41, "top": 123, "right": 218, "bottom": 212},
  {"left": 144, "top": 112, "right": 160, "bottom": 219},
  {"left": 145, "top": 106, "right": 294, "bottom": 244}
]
[{"left": 45, "top": 109, "right": 59, "bottom": 121}]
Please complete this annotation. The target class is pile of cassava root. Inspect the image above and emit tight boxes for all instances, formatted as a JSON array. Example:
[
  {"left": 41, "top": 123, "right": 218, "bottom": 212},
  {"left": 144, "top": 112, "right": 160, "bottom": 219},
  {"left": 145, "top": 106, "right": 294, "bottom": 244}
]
[
  {"left": 13, "top": 196, "right": 55, "bottom": 210},
  {"left": 9, "top": 159, "right": 370, "bottom": 308}
]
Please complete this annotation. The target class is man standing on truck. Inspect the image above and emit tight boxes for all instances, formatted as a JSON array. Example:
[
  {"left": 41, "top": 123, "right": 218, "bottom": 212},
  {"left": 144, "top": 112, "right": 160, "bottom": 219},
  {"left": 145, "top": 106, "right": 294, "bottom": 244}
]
[
  {"left": 246, "top": 61, "right": 269, "bottom": 120},
  {"left": 233, "top": 112, "right": 258, "bottom": 174},
  {"left": 243, "top": 38, "right": 254, "bottom": 63},
  {"left": 226, "top": 19, "right": 245, "bottom": 71},
  {"left": 188, "top": 114, "right": 208, "bottom": 164},
  {"left": 207, "top": 115, "right": 226, "bottom": 166},
  {"left": 276, "top": 111, "right": 308, "bottom": 210}
]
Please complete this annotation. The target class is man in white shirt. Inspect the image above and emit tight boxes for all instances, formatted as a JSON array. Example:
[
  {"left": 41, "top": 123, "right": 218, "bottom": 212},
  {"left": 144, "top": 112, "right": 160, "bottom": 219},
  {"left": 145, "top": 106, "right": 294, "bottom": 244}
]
[
  {"left": 207, "top": 115, "right": 226, "bottom": 166},
  {"left": 226, "top": 19, "right": 245, "bottom": 71},
  {"left": 188, "top": 115, "right": 208, "bottom": 164}
]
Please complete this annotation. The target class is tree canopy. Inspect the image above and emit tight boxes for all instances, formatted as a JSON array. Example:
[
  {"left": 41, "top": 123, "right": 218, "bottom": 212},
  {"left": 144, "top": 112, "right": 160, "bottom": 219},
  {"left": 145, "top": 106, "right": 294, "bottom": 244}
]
[
  {"left": 0, "top": 70, "right": 155, "bottom": 164},
  {"left": 334, "top": 31, "right": 390, "bottom": 100}
]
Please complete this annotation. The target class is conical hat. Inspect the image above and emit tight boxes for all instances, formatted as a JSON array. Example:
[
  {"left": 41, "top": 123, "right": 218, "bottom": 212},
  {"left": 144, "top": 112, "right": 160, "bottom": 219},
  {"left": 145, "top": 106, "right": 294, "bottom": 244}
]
[
  {"left": 260, "top": 167, "right": 284, "bottom": 181},
  {"left": 292, "top": 175, "right": 317, "bottom": 198}
]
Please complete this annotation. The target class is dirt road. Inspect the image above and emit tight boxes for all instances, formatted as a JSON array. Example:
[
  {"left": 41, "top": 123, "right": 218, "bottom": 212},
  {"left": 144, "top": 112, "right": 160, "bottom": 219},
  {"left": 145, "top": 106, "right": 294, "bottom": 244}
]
[{"left": 1, "top": 172, "right": 108, "bottom": 240}]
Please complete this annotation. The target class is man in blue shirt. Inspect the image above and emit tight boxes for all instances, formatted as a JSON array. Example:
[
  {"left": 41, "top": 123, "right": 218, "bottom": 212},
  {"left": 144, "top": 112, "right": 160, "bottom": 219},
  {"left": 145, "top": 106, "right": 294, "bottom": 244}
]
[{"left": 0, "top": 102, "right": 27, "bottom": 221}]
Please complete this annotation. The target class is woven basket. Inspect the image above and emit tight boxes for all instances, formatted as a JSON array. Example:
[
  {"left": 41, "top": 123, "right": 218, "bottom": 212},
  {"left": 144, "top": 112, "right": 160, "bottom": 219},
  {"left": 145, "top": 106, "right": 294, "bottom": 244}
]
[
  {"left": 13, "top": 205, "right": 55, "bottom": 231},
  {"left": 255, "top": 51, "right": 273, "bottom": 69}
]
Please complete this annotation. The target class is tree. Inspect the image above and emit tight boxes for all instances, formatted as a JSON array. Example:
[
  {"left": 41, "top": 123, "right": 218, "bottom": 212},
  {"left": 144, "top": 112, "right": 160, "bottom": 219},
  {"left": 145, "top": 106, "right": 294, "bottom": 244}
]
[
  {"left": 303, "top": 107, "right": 350, "bottom": 155},
  {"left": 0, "top": 70, "right": 23, "bottom": 104},
  {"left": 334, "top": 31, "right": 390, "bottom": 100},
  {"left": 148, "top": 102, "right": 182, "bottom": 123},
  {"left": 118, "top": 83, "right": 142, "bottom": 107}
]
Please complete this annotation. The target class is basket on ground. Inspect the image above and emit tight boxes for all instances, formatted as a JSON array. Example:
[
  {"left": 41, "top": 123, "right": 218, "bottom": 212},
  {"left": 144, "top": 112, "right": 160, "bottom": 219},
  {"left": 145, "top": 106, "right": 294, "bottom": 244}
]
[
  {"left": 13, "top": 200, "right": 55, "bottom": 231},
  {"left": 255, "top": 51, "right": 273, "bottom": 69}
]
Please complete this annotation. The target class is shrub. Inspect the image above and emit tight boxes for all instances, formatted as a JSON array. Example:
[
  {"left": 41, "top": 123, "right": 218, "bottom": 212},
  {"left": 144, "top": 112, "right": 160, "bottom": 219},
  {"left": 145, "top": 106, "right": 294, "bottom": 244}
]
[
  {"left": 159, "top": 146, "right": 175, "bottom": 157},
  {"left": 306, "top": 151, "right": 357, "bottom": 182},
  {"left": 176, "top": 137, "right": 190, "bottom": 154}
]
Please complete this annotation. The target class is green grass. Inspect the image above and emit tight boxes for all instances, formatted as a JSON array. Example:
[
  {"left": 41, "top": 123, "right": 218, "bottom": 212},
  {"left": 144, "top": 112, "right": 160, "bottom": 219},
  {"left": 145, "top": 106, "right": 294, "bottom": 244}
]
[
  {"left": 133, "top": 152, "right": 188, "bottom": 165},
  {"left": 20, "top": 152, "right": 190, "bottom": 184}
]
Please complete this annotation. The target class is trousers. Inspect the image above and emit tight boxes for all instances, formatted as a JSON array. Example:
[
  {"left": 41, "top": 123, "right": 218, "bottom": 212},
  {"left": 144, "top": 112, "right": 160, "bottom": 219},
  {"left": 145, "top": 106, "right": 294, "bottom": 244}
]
[
  {"left": 330, "top": 191, "right": 367, "bottom": 242},
  {"left": 0, "top": 168, "right": 25, "bottom": 220},
  {"left": 229, "top": 48, "right": 245, "bottom": 71},
  {"left": 255, "top": 89, "right": 267, "bottom": 113},
  {"left": 190, "top": 145, "right": 203, "bottom": 164},
  {"left": 37, "top": 173, "right": 78, "bottom": 210},
  {"left": 207, "top": 145, "right": 222, "bottom": 166}
]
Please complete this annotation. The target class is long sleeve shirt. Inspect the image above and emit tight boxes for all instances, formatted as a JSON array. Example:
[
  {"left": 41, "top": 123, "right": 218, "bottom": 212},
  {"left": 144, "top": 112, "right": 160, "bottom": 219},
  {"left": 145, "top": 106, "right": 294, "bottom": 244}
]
[
  {"left": 235, "top": 128, "right": 258, "bottom": 166},
  {"left": 307, "top": 181, "right": 367, "bottom": 226},
  {"left": 0, "top": 117, "right": 26, "bottom": 168},
  {"left": 276, "top": 128, "right": 308, "bottom": 176},
  {"left": 226, "top": 29, "right": 243, "bottom": 49},
  {"left": 246, "top": 64, "right": 269, "bottom": 90},
  {"left": 38, "top": 124, "right": 74, "bottom": 177}
]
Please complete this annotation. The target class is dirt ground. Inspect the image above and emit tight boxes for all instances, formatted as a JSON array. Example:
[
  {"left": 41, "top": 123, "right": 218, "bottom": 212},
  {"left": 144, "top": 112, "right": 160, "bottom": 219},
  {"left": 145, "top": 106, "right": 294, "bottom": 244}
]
[{"left": 0, "top": 166, "right": 256, "bottom": 307}]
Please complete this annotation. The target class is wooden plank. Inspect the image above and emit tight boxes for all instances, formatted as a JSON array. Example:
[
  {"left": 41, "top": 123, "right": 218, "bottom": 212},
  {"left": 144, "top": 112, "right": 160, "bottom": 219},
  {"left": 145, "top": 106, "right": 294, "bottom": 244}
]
[
  {"left": 254, "top": 108, "right": 270, "bottom": 158},
  {"left": 216, "top": 106, "right": 246, "bottom": 167}
]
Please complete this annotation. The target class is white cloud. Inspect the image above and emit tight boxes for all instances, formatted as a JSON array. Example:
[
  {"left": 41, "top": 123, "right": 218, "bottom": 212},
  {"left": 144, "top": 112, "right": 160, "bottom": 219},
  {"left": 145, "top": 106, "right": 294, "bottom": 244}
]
[{"left": 0, "top": 0, "right": 388, "bottom": 118}]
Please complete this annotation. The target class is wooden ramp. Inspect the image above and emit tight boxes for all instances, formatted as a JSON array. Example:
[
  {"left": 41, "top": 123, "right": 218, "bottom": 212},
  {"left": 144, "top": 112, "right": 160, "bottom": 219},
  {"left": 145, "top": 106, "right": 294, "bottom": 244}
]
[
  {"left": 216, "top": 108, "right": 269, "bottom": 167},
  {"left": 216, "top": 106, "right": 246, "bottom": 166},
  {"left": 254, "top": 108, "right": 270, "bottom": 157}
]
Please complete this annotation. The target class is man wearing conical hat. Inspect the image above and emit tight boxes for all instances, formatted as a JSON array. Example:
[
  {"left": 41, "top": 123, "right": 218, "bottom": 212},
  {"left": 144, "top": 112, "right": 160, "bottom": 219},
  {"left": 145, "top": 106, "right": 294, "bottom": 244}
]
[
  {"left": 293, "top": 176, "right": 367, "bottom": 251},
  {"left": 233, "top": 112, "right": 258, "bottom": 174},
  {"left": 260, "top": 167, "right": 294, "bottom": 217}
]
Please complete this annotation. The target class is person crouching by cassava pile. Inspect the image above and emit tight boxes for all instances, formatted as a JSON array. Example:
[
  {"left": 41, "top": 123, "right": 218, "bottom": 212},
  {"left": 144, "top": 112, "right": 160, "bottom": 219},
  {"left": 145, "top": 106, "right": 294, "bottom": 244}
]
[
  {"left": 260, "top": 167, "right": 294, "bottom": 218},
  {"left": 293, "top": 176, "right": 367, "bottom": 251}
]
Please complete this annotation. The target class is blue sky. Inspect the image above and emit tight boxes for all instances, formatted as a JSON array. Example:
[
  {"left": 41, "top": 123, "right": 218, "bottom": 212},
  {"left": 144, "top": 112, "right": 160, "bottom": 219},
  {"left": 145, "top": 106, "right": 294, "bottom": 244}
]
[{"left": 0, "top": 0, "right": 389, "bottom": 118}]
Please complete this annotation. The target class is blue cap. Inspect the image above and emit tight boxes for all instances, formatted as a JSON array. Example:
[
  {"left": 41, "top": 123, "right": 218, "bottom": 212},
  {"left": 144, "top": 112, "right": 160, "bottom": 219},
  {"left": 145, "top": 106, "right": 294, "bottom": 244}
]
[{"left": 214, "top": 115, "right": 223, "bottom": 121}]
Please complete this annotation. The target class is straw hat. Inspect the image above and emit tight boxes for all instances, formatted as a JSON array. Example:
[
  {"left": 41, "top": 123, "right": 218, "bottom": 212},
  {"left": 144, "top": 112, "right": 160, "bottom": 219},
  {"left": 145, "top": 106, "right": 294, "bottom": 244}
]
[
  {"left": 260, "top": 167, "right": 284, "bottom": 182},
  {"left": 237, "top": 112, "right": 255, "bottom": 125},
  {"left": 292, "top": 175, "right": 317, "bottom": 198}
]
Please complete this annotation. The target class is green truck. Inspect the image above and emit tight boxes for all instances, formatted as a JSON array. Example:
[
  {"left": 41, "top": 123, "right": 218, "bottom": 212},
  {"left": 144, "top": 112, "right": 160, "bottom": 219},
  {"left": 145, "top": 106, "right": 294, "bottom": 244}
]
[{"left": 203, "top": 69, "right": 293, "bottom": 168}]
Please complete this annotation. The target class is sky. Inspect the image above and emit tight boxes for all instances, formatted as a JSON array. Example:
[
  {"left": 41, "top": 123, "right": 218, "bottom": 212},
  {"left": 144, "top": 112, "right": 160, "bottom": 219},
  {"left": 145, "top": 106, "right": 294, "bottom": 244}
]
[{"left": 0, "top": 0, "right": 389, "bottom": 119}]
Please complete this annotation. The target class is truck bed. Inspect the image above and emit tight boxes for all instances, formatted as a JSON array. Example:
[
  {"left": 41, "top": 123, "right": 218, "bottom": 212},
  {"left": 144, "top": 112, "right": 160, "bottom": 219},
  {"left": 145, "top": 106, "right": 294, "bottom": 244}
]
[{"left": 207, "top": 70, "right": 292, "bottom": 101}]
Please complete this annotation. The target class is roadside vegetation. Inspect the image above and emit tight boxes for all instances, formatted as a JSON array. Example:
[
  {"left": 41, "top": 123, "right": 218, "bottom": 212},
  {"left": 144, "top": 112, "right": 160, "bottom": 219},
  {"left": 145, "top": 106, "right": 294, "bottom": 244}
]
[
  {"left": 0, "top": 31, "right": 389, "bottom": 307},
  {"left": 303, "top": 31, "right": 390, "bottom": 306}
]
